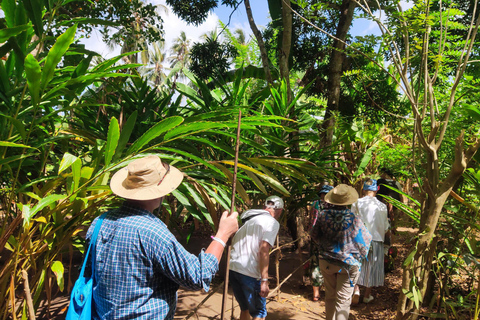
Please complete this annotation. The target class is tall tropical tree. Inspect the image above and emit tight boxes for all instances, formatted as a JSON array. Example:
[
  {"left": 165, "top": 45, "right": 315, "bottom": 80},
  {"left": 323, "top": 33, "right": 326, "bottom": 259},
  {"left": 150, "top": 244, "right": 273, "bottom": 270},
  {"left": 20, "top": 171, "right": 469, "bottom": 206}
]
[
  {"left": 142, "top": 41, "right": 169, "bottom": 89},
  {"left": 105, "top": 2, "right": 167, "bottom": 64},
  {"left": 169, "top": 31, "right": 191, "bottom": 69},
  {"left": 355, "top": 0, "right": 480, "bottom": 319}
]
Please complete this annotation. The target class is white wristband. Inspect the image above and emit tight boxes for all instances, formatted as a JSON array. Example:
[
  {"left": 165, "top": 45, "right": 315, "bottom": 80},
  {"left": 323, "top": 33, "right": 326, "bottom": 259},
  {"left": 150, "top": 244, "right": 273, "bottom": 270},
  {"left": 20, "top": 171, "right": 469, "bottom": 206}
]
[
  {"left": 211, "top": 236, "right": 226, "bottom": 248},
  {"left": 261, "top": 278, "right": 269, "bottom": 282}
]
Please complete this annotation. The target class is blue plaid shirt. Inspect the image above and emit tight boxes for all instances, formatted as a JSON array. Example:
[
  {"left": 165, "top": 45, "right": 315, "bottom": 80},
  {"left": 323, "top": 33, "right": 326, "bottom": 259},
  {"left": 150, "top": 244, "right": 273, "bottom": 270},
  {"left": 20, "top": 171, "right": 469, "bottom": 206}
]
[{"left": 86, "top": 202, "right": 219, "bottom": 319}]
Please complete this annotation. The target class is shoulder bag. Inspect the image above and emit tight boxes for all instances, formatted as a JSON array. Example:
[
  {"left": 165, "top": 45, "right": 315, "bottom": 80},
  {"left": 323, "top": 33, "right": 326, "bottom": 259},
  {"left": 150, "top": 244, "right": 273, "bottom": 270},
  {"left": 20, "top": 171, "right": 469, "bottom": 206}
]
[{"left": 66, "top": 214, "right": 106, "bottom": 320}]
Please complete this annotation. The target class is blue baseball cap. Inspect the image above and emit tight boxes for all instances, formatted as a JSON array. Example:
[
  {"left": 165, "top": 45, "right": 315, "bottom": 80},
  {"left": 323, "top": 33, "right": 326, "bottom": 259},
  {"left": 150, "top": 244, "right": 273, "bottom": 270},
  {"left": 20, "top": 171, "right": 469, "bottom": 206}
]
[
  {"left": 363, "top": 179, "right": 378, "bottom": 191},
  {"left": 318, "top": 185, "right": 334, "bottom": 194}
]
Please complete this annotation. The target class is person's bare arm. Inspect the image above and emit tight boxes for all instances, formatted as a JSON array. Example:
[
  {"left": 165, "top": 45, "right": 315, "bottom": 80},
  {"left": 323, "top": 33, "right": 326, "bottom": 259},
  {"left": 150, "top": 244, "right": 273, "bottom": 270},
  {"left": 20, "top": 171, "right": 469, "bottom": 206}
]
[
  {"left": 205, "top": 210, "right": 239, "bottom": 261},
  {"left": 258, "top": 240, "right": 272, "bottom": 297}
]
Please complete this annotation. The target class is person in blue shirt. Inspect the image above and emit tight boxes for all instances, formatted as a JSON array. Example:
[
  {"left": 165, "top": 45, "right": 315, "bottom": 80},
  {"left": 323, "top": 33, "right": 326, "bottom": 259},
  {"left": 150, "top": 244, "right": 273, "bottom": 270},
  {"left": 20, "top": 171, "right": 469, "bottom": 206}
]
[{"left": 85, "top": 155, "right": 239, "bottom": 319}]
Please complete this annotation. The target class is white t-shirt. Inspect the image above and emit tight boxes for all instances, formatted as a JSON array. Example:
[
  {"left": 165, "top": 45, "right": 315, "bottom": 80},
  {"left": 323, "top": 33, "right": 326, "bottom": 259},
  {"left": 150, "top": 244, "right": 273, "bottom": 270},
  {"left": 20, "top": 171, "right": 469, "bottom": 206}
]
[
  {"left": 229, "top": 209, "right": 280, "bottom": 279},
  {"left": 352, "top": 195, "right": 389, "bottom": 242}
]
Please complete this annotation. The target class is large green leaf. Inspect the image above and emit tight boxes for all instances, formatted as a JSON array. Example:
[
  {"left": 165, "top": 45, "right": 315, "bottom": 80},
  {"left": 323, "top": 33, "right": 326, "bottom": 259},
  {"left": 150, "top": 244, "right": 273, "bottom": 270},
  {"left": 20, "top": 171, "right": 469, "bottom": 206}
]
[
  {"left": 105, "top": 117, "right": 119, "bottom": 167},
  {"left": 249, "top": 158, "right": 310, "bottom": 182},
  {"left": 183, "top": 183, "right": 214, "bottom": 226},
  {"left": 40, "top": 24, "right": 77, "bottom": 91},
  {"left": 127, "top": 116, "right": 184, "bottom": 154},
  {"left": 203, "top": 184, "right": 230, "bottom": 211},
  {"left": 91, "top": 51, "right": 141, "bottom": 73},
  {"left": 212, "top": 162, "right": 250, "bottom": 204},
  {"left": 24, "top": 54, "right": 41, "bottom": 106},
  {"left": 235, "top": 162, "right": 291, "bottom": 193},
  {"left": 114, "top": 111, "right": 137, "bottom": 160},
  {"left": 164, "top": 122, "right": 227, "bottom": 141},
  {"left": 245, "top": 170, "right": 267, "bottom": 194},
  {"left": 183, "top": 136, "right": 236, "bottom": 157},
  {"left": 354, "top": 145, "right": 378, "bottom": 177},
  {"left": 32, "top": 269, "right": 46, "bottom": 305},
  {"left": 0, "top": 141, "right": 36, "bottom": 149},
  {"left": 72, "top": 54, "right": 94, "bottom": 79},
  {"left": 158, "top": 147, "right": 225, "bottom": 177},
  {"left": 59, "top": 152, "right": 80, "bottom": 174},
  {"left": 0, "top": 113, "right": 27, "bottom": 142},
  {"left": 56, "top": 17, "right": 119, "bottom": 27},
  {"left": 253, "top": 163, "right": 290, "bottom": 196},
  {"left": 43, "top": 72, "right": 131, "bottom": 101},
  {"left": 0, "top": 25, "right": 30, "bottom": 42},
  {"left": 0, "top": 59, "right": 10, "bottom": 93},
  {"left": 51, "top": 261, "right": 64, "bottom": 292},
  {"left": 0, "top": 153, "right": 39, "bottom": 167},
  {"left": 21, "top": 0, "right": 43, "bottom": 37},
  {"left": 171, "top": 188, "right": 204, "bottom": 222},
  {"left": 174, "top": 82, "right": 207, "bottom": 109},
  {"left": 71, "top": 155, "right": 82, "bottom": 194},
  {"left": 22, "top": 194, "right": 65, "bottom": 225},
  {"left": 2, "top": 0, "right": 16, "bottom": 28}
]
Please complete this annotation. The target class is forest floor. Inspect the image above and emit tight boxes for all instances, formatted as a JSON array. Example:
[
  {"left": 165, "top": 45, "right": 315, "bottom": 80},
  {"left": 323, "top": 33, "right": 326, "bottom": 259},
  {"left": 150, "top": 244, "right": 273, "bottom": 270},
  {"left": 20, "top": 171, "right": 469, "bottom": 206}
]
[{"left": 36, "top": 213, "right": 418, "bottom": 320}]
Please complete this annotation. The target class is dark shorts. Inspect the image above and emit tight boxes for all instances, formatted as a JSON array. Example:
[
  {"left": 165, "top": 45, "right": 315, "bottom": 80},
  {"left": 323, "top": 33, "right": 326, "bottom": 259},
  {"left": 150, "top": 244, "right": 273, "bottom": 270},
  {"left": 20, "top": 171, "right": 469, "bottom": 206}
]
[{"left": 229, "top": 270, "right": 267, "bottom": 318}]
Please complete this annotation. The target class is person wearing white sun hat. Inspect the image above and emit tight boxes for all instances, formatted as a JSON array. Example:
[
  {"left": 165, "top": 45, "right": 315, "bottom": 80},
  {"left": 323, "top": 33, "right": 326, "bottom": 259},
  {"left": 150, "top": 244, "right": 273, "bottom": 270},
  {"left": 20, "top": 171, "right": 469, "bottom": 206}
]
[
  {"left": 83, "top": 155, "right": 239, "bottom": 319},
  {"left": 311, "top": 184, "right": 372, "bottom": 320}
]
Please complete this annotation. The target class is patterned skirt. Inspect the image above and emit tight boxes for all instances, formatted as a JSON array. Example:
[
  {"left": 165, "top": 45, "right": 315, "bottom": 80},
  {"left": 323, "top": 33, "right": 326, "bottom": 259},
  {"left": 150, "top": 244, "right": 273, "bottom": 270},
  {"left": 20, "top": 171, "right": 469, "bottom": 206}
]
[{"left": 357, "top": 240, "right": 384, "bottom": 287}]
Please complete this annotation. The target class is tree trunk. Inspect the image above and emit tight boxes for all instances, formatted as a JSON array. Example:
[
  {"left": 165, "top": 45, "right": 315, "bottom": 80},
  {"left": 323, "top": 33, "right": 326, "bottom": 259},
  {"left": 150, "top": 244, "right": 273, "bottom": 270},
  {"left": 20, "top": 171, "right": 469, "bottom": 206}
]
[
  {"left": 279, "top": 0, "right": 293, "bottom": 104},
  {"left": 244, "top": 0, "right": 273, "bottom": 85},
  {"left": 320, "top": 0, "right": 356, "bottom": 148},
  {"left": 397, "top": 135, "right": 480, "bottom": 319}
]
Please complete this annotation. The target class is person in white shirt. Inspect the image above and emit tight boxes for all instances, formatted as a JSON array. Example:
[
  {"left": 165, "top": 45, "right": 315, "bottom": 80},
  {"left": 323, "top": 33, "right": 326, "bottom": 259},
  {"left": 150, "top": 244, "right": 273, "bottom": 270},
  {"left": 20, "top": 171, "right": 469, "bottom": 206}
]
[
  {"left": 351, "top": 179, "right": 389, "bottom": 304},
  {"left": 229, "top": 196, "right": 283, "bottom": 320}
]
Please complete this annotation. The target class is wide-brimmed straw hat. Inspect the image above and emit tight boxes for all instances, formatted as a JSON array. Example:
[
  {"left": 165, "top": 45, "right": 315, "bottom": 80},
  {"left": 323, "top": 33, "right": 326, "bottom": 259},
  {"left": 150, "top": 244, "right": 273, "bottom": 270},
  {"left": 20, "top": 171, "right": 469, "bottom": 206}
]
[
  {"left": 324, "top": 184, "right": 358, "bottom": 206},
  {"left": 110, "top": 155, "right": 184, "bottom": 200}
]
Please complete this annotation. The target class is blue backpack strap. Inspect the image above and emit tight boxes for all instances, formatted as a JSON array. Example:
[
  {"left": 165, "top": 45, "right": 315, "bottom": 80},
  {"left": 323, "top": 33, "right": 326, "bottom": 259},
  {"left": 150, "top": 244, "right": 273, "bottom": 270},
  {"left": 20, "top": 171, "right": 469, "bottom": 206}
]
[{"left": 78, "top": 213, "right": 107, "bottom": 279}]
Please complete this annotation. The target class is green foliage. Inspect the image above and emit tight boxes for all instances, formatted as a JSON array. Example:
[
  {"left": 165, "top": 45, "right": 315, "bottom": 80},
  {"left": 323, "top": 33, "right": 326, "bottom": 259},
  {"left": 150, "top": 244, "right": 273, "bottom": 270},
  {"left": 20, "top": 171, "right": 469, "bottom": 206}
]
[
  {"left": 190, "top": 37, "right": 239, "bottom": 80},
  {"left": 219, "top": 21, "right": 262, "bottom": 69},
  {"left": 166, "top": 0, "right": 241, "bottom": 25},
  {"left": 63, "top": 0, "right": 164, "bottom": 46},
  {"left": 166, "top": 0, "right": 218, "bottom": 26}
]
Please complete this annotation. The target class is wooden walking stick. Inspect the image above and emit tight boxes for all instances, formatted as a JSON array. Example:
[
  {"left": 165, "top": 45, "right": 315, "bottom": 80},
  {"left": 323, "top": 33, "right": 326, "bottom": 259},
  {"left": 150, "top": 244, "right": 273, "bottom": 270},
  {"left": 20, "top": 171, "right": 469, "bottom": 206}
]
[{"left": 220, "top": 109, "right": 242, "bottom": 320}]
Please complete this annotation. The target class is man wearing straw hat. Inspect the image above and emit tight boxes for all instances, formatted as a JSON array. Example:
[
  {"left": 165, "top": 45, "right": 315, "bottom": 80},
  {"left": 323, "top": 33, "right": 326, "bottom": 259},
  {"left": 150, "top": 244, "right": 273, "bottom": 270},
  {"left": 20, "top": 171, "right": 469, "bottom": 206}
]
[
  {"left": 85, "top": 155, "right": 239, "bottom": 319},
  {"left": 311, "top": 184, "right": 371, "bottom": 320},
  {"left": 228, "top": 195, "right": 284, "bottom": 320}
]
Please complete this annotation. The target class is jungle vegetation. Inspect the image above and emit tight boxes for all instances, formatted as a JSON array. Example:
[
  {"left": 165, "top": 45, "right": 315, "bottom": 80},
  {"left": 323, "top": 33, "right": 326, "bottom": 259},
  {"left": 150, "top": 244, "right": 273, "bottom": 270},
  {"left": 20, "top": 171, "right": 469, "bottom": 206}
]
[{"left": 1, "top": 0, "right": 479, "bottom": 319}]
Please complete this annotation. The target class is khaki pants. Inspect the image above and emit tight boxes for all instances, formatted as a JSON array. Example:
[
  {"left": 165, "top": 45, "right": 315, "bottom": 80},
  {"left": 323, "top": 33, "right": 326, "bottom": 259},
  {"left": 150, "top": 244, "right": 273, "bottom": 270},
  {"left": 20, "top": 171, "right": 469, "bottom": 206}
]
[{"left": 319, "top": 259, "right": 360, "bottom": 320}]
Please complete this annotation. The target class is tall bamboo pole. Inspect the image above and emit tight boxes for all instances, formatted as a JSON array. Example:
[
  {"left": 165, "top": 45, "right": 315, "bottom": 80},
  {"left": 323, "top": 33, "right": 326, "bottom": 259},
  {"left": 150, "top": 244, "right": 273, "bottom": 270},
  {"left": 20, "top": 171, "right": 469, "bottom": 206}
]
[{"left": 220, "top": 110, "right": 242, "bottom": 320}]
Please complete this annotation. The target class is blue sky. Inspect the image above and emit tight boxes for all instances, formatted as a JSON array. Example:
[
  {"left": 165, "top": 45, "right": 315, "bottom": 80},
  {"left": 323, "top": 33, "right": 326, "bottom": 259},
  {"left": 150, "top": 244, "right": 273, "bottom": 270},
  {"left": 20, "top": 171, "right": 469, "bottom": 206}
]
[{"left": 214, "top": 1, "right": 271, "bottom": 30}]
